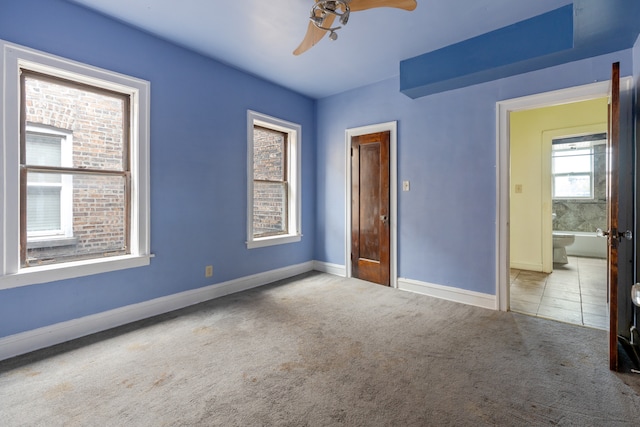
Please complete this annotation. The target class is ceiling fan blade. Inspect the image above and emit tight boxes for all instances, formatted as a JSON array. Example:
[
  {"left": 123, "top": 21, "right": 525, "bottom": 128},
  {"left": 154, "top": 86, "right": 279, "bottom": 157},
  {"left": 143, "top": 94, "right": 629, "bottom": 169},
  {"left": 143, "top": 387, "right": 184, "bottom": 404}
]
[
  {"left": 349, "top": 0, "right": 417, "bottom": 12},
  {"left": 293, "top": 13, "right": 337, "bottom": 56}
]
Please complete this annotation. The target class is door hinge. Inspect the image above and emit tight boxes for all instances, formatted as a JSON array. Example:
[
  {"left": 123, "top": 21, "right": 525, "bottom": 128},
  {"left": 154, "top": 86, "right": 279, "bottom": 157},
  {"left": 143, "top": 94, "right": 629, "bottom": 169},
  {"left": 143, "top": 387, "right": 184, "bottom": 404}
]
[{"left": 350, "top": 147, "right": 353, "bottom": 156}]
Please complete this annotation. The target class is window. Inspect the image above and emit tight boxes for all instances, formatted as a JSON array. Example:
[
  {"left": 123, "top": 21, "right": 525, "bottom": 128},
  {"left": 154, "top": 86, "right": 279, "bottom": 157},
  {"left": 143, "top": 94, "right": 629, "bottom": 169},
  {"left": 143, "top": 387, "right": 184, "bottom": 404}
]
[
  {"left": 25, "top": 125, "right": 74, "bottom": 245},
  {"left": 552, "top": 147, "right": 593, "bottom": 198},
  {"left": 552, "top": 134, "right": 605, "bottom": 200},
  {"left": 247, "top": 111, "right": 301, "bottom": 248},
  {"left": 253, "top": 126, "right": 288, "bottom": 237},
  {"left": 1, "top": 40, "right": 150, "bottom": 289},
  {"left": 21, "top": 71, "right": 131, "bottom": 267}
]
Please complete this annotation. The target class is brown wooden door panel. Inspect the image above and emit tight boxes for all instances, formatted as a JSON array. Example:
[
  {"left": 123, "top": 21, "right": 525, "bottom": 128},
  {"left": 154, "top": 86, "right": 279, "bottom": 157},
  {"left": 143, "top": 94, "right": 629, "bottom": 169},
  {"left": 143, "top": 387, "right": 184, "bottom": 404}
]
[
  {"left": 359, "top": 143, "right": 381, "bottom": 261},
  {"left": 357, "top": 259, "right": 384, "bottom": 283},
  {"left": 607, "top": 62, "right": 620, "bottom": 371},
  {"left": 351, "top": 131, "right": 390, "bottom": 286}
]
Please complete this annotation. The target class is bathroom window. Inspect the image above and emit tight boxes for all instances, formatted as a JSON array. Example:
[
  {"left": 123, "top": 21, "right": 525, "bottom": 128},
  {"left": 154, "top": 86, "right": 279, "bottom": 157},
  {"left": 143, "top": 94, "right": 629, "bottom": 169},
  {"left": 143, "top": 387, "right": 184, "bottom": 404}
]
[
  {"left": 552, "top": 137, "right": 601, "bottom": 199},
  {"left": 552, "top": 147, "right": 593, "bottom": 198}
]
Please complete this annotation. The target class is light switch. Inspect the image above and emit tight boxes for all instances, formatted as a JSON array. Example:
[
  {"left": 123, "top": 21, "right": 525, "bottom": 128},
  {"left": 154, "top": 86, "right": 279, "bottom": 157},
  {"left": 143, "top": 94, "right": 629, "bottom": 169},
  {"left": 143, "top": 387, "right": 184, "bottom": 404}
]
[
  {"left": 515, "top": 184, "right": 523, "bottom": 194},
  {"left": 403, "top": 181, "right": 410, "bottom": 192}
]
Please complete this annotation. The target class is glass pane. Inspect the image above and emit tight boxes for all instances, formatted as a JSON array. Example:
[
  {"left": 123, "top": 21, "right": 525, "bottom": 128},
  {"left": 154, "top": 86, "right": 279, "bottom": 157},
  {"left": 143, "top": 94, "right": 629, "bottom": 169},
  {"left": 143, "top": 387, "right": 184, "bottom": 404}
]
[
  {"left": 24, "top": 75, "right": 126, "bottom": 171},
  {"left": 253, "top": 181, "right": 287, "bottom": 237},
  {"left": 554, "top": 175, "right": 592, "bottom": 198},
  {"left": 25, "top": 172, "right": 128, "bottom": 266},
  {"left": 253, "top": 127, "right": 285, "bottom": 181},
  {"left": 552, "top": 149, "right": 591, "bottom": 174},
  {"left": 27, "top": 185, "right": 61, "bottom": 232},
  {"left": 26, "top": 133, "right": 62, "bottom": 168}
]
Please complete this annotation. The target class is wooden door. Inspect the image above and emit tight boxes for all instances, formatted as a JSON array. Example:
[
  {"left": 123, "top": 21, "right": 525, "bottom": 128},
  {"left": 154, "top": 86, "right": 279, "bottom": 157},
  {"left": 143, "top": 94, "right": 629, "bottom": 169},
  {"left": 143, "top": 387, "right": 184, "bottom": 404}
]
[
  {"left": 351, "top": 131, "right": 390, "bottom": 286},
  {"left": 607, "top": 62, "right": 620, "bottom": 371}
]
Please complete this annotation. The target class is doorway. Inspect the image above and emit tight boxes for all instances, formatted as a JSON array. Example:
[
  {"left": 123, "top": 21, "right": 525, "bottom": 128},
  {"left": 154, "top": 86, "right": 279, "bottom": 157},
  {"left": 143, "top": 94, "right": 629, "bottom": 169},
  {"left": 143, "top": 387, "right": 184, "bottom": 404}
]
[
  {"left": 498, "top": 74, "right": 634, "bottom": 349},
  {"left": 497, "top": 80, "right": 619, "bottom": 311},
  {"left": 345, "top": 122, "right": 398, "bottom": 288},
  {"left": 509, "top": 99, "right": 609, "bottom": 329}
]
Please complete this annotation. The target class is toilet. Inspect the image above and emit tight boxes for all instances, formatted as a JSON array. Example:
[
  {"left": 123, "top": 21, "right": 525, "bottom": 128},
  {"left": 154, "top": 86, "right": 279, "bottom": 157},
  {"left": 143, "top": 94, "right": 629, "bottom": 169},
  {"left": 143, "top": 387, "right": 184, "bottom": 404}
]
[{"left": 553, "top": 233, "right": 575, "bottom": 264}]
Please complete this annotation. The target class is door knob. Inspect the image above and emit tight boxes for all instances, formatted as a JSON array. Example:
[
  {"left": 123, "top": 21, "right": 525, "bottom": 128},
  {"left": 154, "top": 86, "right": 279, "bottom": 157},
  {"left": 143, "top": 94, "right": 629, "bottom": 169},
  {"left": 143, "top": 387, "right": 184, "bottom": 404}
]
[
  {"left": 596, "top": 228, "right": 632, "bottom": 241},
  {"left": 380, "top": 215, "right": 388, "bottom": 224},
  {"left": 619, "top": 230, "right": 633, "bottom": 241}
]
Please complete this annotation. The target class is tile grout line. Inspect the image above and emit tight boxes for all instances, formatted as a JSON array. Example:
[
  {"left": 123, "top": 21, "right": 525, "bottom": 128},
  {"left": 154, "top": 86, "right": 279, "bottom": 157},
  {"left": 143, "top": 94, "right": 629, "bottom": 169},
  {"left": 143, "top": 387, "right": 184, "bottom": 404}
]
[
  {"left": 536, "top": 272, "right": 547, "bottom": 317},
  {"left": 577, "top": 256, "right": 585, "bottom": 327}
]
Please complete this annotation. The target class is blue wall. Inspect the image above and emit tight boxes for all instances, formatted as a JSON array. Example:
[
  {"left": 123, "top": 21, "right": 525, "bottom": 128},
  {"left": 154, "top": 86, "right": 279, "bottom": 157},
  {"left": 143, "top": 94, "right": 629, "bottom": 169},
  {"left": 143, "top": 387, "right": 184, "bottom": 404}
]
[
  {"left": 0, "top": 0, "right": 316, "bottom": 337},
  {"left": 0, "top": 0, "right": 637, "bottom": 342},
  {"left": 316, "top": 50, "right": 633, "bottom": 295}
]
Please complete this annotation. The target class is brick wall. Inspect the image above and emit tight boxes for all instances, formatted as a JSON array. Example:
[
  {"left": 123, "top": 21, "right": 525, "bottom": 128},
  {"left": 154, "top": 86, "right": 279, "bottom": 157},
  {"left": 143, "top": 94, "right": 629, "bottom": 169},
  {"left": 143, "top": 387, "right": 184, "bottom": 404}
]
[{"left": 24, "top": 76, "right": 127, "bottom": 263}]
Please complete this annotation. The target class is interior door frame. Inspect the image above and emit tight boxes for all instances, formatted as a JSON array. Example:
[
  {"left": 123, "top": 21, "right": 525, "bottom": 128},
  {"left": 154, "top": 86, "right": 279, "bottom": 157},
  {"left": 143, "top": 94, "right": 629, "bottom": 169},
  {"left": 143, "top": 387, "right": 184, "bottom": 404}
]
[
  {"left": 495, "top": 78, "right": 633, "bottom": 311},
  {"left": 345, "top": 121, "right": 398, "bottom": 288}
]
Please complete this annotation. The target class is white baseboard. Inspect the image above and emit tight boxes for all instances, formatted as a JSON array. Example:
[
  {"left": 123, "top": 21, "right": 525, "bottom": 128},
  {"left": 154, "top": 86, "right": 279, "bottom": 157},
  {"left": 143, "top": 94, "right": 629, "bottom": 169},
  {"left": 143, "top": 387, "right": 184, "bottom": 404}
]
[
  {"left": 398, "top": 277, "right": 497, "bottom": 310},
  {"left": 313, "top": 261, "right": 346, "bottom": 277},
  {"left": 0, "top": 261, "right": 314, "bottom": 362}
]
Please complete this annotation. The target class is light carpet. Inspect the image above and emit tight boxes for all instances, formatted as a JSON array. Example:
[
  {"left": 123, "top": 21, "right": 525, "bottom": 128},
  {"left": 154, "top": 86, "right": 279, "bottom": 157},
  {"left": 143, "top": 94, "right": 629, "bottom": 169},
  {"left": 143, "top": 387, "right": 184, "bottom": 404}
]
[{"left": 1, "top": 272, "right": 640, "bottom": 426}]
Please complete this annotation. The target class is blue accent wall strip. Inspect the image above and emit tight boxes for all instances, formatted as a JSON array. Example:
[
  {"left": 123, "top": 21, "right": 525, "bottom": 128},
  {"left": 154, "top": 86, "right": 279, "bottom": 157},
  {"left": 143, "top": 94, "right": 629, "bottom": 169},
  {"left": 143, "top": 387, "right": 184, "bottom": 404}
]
[{"left": 400, "top": 0, "right": 640, "bottom": 99}]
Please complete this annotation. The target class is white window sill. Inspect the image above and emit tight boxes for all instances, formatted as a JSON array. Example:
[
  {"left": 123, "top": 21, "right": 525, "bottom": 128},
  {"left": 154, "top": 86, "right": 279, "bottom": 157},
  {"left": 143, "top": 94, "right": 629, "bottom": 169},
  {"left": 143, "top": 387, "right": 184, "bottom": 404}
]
[
  {"left": 27, "top": 236, "right": 78, "bottom": 249},
  {"left": 246, "top": 234, "right": 302, "bottom": 249},
  {"left": 0, "top": 254, "right": 154, "bottom": 290}
]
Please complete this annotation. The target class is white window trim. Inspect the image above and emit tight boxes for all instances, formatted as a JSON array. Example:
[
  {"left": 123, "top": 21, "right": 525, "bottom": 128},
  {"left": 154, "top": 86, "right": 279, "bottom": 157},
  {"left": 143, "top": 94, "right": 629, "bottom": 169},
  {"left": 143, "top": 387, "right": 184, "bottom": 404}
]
[
  {"left": 246, "top": 110, "right": 301, "bottom": 249},
  {"left": 25, "top": 124, "right": 74, "bottom": 240},
  {"left": 0, "top": 39, "right": 151, "bottom": 290}
]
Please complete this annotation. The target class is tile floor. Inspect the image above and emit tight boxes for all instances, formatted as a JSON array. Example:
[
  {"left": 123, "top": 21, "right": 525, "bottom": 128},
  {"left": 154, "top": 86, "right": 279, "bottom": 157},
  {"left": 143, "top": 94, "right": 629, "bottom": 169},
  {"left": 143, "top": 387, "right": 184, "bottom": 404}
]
[{"left": 510, "top": 256, "right": 608, "bottom": 330}]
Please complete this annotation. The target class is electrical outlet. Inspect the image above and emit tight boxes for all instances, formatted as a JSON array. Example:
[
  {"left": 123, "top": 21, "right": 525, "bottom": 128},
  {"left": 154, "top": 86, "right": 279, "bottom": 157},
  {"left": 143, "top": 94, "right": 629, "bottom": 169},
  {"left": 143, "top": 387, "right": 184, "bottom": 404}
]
[{"left": 205, "top": 265, "right": 213, "bottom": 278}]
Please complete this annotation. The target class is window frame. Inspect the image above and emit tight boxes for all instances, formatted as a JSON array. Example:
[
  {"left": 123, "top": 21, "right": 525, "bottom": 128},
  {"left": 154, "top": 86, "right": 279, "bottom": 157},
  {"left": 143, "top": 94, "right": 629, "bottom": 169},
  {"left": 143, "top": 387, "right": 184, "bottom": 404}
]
[
  {"left": 0, "top": 39, "right": 151, "bottom": 290},
  {"left": 246, "top": 110, "right": 301, "bottom": 249}
]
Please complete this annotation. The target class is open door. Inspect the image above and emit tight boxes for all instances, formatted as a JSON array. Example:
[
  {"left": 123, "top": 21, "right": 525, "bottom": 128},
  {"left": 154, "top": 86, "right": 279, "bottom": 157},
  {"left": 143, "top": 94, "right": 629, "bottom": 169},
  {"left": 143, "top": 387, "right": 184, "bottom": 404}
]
[
  {"left": 351, "top": 131, "right": 391, "bottom": 286},
  {"left": 606, "top": 62, "right": 620, "bottom": 371}
]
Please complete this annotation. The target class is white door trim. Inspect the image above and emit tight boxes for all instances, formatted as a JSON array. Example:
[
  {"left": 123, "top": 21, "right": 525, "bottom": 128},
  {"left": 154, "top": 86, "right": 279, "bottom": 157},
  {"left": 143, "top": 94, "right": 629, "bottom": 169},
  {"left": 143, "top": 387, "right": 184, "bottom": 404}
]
[
  {"left": 495, "top": 79, "right": 632, "bottom": 311},
  {"left": 345, "top": 121, "right": 398, "bottom": 288}
]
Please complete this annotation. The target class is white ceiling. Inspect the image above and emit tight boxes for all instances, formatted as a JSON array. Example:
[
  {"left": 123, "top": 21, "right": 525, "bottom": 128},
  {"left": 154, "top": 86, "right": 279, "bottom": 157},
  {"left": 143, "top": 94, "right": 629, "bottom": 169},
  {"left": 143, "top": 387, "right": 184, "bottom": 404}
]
[{"left": 67, "top": 0, "right": 573, "bottom": 99}]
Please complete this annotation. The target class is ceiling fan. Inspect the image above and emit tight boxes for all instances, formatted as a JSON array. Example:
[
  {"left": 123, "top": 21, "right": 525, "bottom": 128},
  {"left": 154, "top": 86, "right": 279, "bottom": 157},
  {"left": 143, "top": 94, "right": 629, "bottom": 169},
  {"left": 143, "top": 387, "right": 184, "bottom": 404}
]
[{"left": 293, "top": 0, "right": 418, "bottom": 55}]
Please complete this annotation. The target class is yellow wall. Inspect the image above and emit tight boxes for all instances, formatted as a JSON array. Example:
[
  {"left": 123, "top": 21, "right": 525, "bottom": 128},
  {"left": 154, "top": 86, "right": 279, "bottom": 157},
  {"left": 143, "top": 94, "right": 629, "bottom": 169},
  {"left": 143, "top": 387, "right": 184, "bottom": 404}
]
[{"left": 510, "top": 97, "right": 608, "bottom": 272}]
